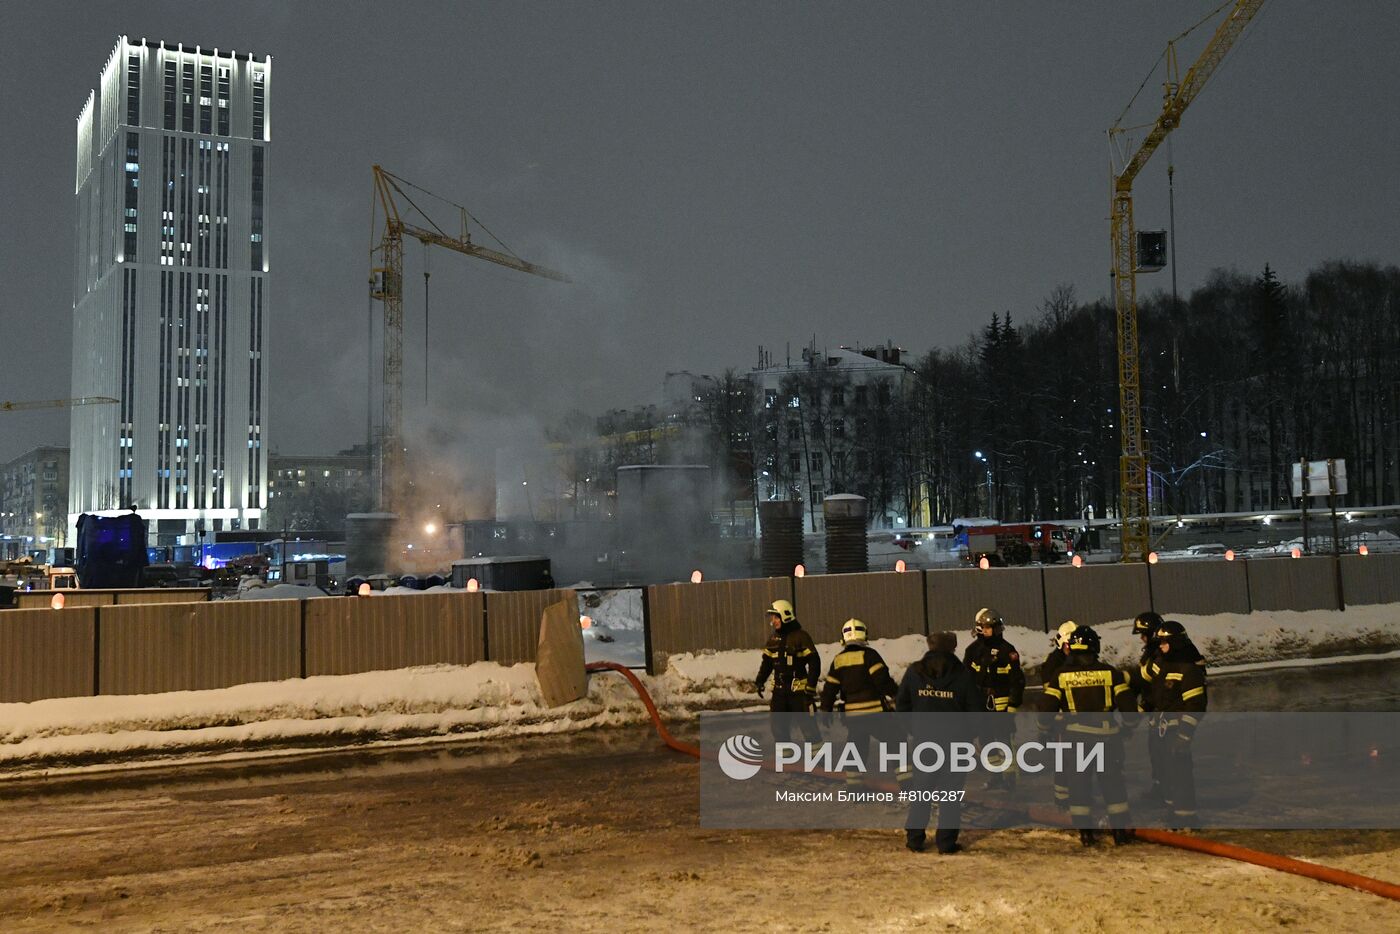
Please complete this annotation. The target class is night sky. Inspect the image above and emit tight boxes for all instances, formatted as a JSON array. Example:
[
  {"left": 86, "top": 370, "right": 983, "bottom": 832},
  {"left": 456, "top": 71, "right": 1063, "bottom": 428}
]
[{"left": 2, "top": 1, "right": 1397, "bottom": 464}]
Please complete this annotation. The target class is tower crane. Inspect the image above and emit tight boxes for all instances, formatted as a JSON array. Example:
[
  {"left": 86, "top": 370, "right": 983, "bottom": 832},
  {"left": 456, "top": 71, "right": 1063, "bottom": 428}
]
[
  {"left": 0, "top": 396, "right": 118, "bottom": 412},
  {"left": 1108, "top": 0, "right": 1264, "bottom": 562},
  {"left": 369, "top": 165, "right": 569, "bottom": 513}
]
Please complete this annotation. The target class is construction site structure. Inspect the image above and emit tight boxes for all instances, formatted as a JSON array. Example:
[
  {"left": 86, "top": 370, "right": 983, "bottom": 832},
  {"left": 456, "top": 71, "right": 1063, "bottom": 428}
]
[
  {"left": 1109, "top": 0, "right": 1265, "bottom": 561},
  {"left": 369, "top": 166, "right": 568, "bottom": 514}
]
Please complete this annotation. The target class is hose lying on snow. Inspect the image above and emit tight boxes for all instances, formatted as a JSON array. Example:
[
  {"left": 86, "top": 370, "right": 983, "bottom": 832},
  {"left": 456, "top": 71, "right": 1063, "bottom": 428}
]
[{"left": 585, "top": 661, "right": 1400, "bottom": 904}]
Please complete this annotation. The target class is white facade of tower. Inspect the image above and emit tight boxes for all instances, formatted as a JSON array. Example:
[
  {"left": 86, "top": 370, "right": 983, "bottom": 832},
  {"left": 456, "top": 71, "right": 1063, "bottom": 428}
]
[{"left": 70, "top": 37, "right": 271, "bottom": 540}]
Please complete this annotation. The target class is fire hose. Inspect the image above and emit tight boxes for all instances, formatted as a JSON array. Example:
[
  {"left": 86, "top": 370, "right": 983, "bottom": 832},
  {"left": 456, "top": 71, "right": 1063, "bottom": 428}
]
[{"left": 585, "top": 661, "right": 1400, "bottom": 904}]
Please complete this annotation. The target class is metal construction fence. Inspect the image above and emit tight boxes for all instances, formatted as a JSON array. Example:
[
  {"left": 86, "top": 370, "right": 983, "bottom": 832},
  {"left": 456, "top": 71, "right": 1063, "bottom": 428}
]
[{"left": 0, "top": 554, "right": 1396, "bottom": 702}]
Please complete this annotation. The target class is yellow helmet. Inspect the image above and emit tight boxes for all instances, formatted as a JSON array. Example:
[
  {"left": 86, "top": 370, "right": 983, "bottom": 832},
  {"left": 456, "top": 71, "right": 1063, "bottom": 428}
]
[
  {"left": 1056, "top": 621, "right": 1078, "bottom": 648},
  {"left": 767, "top": 599, "right": 796, "bottom": 624},
  {"left": 974, "top": 607, "right": 1004, "bottom": 631},
  {"left": 841, "top": 618, "right": 868, "bottom": 644}
]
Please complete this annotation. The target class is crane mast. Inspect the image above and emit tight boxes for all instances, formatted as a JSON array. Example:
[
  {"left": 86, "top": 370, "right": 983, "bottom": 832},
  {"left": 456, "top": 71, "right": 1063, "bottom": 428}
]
[
  {"left": 369, "top": 166, "right": 568, "bottom": 514},
  {"left": 1109, "top": 0, "right": 1264, "bottom": 561}
]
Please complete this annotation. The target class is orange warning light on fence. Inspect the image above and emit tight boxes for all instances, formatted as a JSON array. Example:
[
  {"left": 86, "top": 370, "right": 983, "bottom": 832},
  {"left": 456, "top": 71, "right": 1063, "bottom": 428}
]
[
  {"left": 580, "top": 615, "right": 592, "bottom": 630},
  {"left": 1225, "top": 550, "right": 1236, "bottom": 561},
  {"left": 895, "top": 559, "right": 907, "bottom": 573},
  {"left": 1291, "top": 547, "right": 1302, "bottom": 559},
  {"left": 466, "top": 578, "right": 480, "bottom": 593},
  {"left": 978, "top": 557, "right": 990, "bottom": 570},
  {"left": 50, "top": 593, "right": 65, "bottom": 610},
  {"left": 1359, "top": 544, "right": 1370, "bottom": 556},
  {"left": 794, "top": 564, "right": 806, "bottom": 578},
  {"left": 690, "top": 569, "right": 703, "bottom": 583},
  {"left": 1148, "top": 552, "right": 1159, "bottom": 565},
  {"left": 357, "top": 583, "right": 371, "bottom": 597},
  {"left": 1071, "top": 555, "right": 1083, "bottom": 568}
]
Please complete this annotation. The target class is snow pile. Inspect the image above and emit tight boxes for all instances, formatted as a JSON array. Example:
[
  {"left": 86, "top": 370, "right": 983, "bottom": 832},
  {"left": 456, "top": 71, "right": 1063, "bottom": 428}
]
[{"left": 580, "top": 588, "right": 646, "bottom": 668}]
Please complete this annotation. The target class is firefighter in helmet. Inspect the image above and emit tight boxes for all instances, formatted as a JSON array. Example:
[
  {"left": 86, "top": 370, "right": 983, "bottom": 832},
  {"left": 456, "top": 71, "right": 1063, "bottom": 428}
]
[
  {"left": 1042, "top": 620, "right": 1079, "bottom": 807},
  {"left": 963, "top": 607, "right": 1025, "bottom": 788},
  {"left": 1036, "top": 625, "right": 1135, "bottom": 846},
  {"left": 755, "top": 599, "right": 821, "bottom": 741},
  {"left": 1142, "top": 620, "right": 1208, "bottom": 827},
  {"left": 820, "top": 618, "right": 899, "bottom": 788}
]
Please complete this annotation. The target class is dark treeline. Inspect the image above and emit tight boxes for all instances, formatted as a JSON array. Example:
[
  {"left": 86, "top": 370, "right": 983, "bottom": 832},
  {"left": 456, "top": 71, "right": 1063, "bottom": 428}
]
[{"left": 688, "top": 260, "right": 1400, "bottom": 525}]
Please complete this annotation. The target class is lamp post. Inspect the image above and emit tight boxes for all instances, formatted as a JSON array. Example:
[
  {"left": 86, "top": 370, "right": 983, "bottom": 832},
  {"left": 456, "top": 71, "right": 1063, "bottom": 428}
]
[{"left": 974, "top": 451, "right": 993, "bottom": 517}]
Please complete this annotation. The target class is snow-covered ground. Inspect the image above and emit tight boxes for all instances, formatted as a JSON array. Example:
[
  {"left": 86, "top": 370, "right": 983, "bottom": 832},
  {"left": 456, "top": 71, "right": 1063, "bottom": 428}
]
[{"left": 2, "top": 605, "right": 1399, "bottom": 773}]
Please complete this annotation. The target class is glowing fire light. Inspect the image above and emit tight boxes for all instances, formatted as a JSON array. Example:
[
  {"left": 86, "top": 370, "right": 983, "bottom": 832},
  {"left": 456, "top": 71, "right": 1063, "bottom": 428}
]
[
  {"left": 1071, "top": 555, "right": 1083, "bottom": 568},
  {"left": 1147, "top": 552, "right": 1159, "bottom": 565},
  {"left": 50, "top": 593, "right": 65, "bottom": 610},
  {"left": 690, "top": 569, "right": 703, "bottom": 583},
  {"left": 978, "top": 557, "right": 990, "bottom": 570},
  {"left": 466, "top": 578, "right": 480, "bottom": 593},
  {"left": 793, "top": 564, "right": 806, "bottom": 578},
  {"left": 894, "top": 559, "right": 907, "bottom": 573},
  {"left": 424, "top": 522, "right": 438, "bottom": 535},
  {"left": 1359, "top": 544, "right": 1370, "bottom": 556},
  {"left": 579, "top": 615, "right": 592, "bottom": 630},
  {"left": 1225, "top": 550, "right": 1235, "bottom": 561},
  {"left": 1290, "top": 547, "right": 1302, "bottom": 559},
  {"left": 357, "top": 582, "right": 371, "bottom": 597}
]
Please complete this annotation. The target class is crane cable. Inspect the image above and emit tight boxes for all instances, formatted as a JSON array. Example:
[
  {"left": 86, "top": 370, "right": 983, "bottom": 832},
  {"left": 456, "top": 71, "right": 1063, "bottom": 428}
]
[{"left": 584, "top": 661, "right": 1400, "bottom": 903}]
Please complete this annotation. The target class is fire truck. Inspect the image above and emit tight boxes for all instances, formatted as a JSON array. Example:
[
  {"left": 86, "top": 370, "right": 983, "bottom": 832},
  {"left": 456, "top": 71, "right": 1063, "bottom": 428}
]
[{"left": 953, "top": 521, "right": 1074, "bottom": 566}]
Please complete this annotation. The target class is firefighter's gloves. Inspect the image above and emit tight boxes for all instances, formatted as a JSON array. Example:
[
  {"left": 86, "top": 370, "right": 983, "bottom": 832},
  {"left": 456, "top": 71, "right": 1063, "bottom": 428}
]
[{"left": 753, "top": 680, "right": 765, "bottom": 698}]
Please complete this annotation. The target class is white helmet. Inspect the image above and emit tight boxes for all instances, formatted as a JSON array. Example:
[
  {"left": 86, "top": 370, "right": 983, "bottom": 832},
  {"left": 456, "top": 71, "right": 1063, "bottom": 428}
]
[
  {"left": 841, "top": 618, "right": 868, "bottom": 644},
  {"left": 1056, "top": 621, "right": 1078, "bottom": 649}
]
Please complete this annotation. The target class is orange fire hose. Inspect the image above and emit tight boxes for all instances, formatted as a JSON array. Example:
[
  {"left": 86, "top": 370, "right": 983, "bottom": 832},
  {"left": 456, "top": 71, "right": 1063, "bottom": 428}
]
[{"left": 585, "top": 661, "right": 1400, "bottom": 904}]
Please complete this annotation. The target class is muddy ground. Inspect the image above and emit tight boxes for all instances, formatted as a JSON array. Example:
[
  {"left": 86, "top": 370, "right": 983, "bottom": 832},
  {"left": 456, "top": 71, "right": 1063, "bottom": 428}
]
[{"left": 0, "top": 729, "right": 1396, "bottom": 933}]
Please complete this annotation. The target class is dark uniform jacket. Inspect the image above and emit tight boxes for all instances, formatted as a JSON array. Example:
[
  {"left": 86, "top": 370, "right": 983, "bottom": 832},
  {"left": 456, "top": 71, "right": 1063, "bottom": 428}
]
[
  {"left": 895, "top": 651, "right": 984, "bottom": 713},
  {"left": 1037, "top": 653, "right": 1135, "bottom": 734},
  {"left": 963, "top": 634, "right": 1025, "bottom": 711},
  {"left": 820, "top": 642, "right": 899, "bottom": 713},
  {"left": 1144, "top": 643, "right": 1208, "bottom": 740},
  {"left": 1040, "top": 648, "right": 1069, "bottom": 688},
  {"left": 1132, "top": 636, "right": 1204, "bottom": 710},
  {"left": 756, "top": 620, "right": 821, "bottom": 695}
]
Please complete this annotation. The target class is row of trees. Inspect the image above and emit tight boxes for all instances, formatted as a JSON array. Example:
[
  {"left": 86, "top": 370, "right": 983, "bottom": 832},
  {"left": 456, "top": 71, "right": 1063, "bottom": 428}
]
[{"left": 669, "top": 260, "right": 1400, "bottom": 525}]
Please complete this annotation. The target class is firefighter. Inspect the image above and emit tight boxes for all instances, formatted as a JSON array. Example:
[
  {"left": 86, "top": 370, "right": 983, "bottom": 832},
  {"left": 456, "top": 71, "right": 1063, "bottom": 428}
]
[
  {"left": 1037, "top": 625, "right": 1135, "bottom": 846},
  {"left": 1042, "top": 621, "right": 1078, "bottom": 807},
  {"left": 1127, "top": 610, "right": 1165, "bottom": 706},
  {"left": 1146, "top": 621, "right": 1208, "bottom": 828},
  {"left": 1127, "top": 610, "right": 1166, "bottom": 801},
  {"left": 754, "top": 599, "right": 821, "bottom": 742},
  {"left": 895, "top": 631, "right": 984, "bottom": 854},
  {"left": 820, "top": 618, "right": 899, "bottom": 788},
  {"left": 963, "top": 607, "right": 1025, "bottom": 788}
]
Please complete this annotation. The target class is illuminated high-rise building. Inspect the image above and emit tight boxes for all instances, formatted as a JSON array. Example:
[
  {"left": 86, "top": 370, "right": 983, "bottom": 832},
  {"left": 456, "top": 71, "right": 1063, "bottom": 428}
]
[{"left": 70, "top": 37, "right": 271, "bottom": 542}]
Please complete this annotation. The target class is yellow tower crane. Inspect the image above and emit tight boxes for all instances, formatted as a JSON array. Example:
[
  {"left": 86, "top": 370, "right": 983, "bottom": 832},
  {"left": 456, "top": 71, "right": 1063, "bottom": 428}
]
[
  {"left": 368, "top": 165, "right": 569, "bottom": 513},
  {"left": 1109, "top": 0, "right": 1265, "bottom": 562}
]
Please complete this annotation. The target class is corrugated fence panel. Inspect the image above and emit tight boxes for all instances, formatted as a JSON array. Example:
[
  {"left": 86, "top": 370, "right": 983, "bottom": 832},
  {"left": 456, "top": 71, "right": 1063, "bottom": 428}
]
[
  {"left": 188, "top": 601, "right": 300, "bottom": 689},
  {"left": 793, "top": 571, "right": 925, "bottom": 646},
  {"left": 1339, "top": 553, "right": 1400, "bottom": 606},
  {"left": 98, "top": 604, "right": 193, "bottom": 696},
  {"left": 1247, "top": 556, "right": 1340, "bottom": 611},
  {"left": 14, "top": 591, "right": 114, "bottom": 609},
  {"left": 304, "top": 592, "right": 486, "bottom": 677},
  {"left": 1044, "top": 564, "right": 1151, "bottom": 629},
  {"left": 648, "top": 577, "right": 792, "bottom": 671},
  {"left": 0, "top": 608, "right": 96, "bottom": 702},
  {"left": 1148, "top": 560, "right": 1250, "bottom": 616},
  {"left": 484, "top": 589, "right": 576, "bottom": 666},
  {"left": 112, "top": 588, "right": 211, "bottom": 604},
  {"left": 925, "top": 567, "right": 1046, "bottom": 635},
  {"left": 99, "top": 601, "right": 301, "bottom": 695}
]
